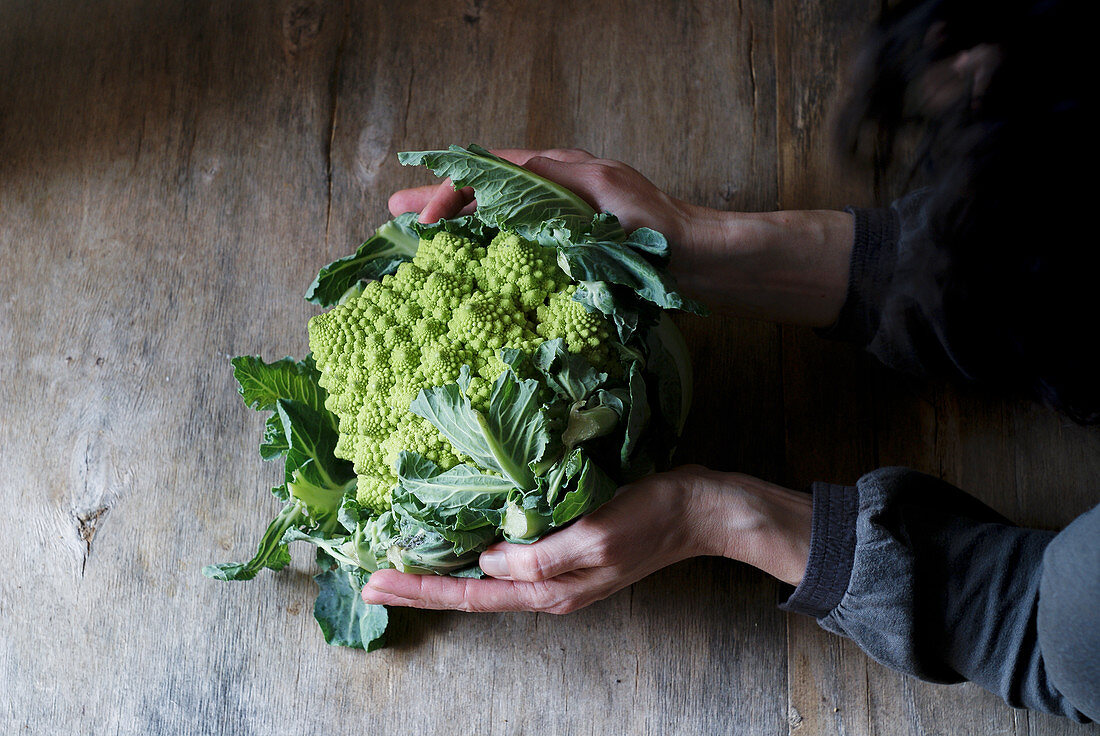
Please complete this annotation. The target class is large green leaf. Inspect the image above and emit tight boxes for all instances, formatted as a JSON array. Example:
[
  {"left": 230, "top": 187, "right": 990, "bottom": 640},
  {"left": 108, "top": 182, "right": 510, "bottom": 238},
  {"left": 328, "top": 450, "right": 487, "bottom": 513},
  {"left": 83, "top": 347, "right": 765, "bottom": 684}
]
[
  {"left": 313, "top": 567, "right": 388, "bottom": 650},
  {"left": 556, "top": 237, "right": 706, "bottom": 314},
  {"left": 399, "top": 145, "right": 596, "bottom": 241},
  {"left": 232, "top": 355, "right": 327, "bottom": 415},
  {"left": 392, "top": 452, "right": 513, "bottom": 556},
  {"left": 276, "top": 399, "right": 355, "bottom": 526},
  {"left": 232, "top": 355, "right": 334, "bottom": 466},
  {"left": 305, "top": 212, "right": 421, "bottom": 307},
  {"left": 409, "top": 367, "right": 548, "bottom": 491}
]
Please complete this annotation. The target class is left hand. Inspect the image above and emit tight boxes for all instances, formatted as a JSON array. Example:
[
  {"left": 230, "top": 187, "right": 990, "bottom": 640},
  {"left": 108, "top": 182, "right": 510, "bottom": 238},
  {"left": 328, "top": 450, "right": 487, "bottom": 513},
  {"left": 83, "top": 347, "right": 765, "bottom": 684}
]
[
  {"left": 387, "top": 147, "right": 693, "bottom": 240},
  {"left": 361, "top": 465, "right": 812, "bottom": 614}
]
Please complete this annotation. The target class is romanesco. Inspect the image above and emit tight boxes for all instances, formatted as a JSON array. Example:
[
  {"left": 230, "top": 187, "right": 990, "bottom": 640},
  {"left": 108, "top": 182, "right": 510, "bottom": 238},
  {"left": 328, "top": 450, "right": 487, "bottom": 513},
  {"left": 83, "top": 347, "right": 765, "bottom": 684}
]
[{"left": 307, "top": 229, "right": 611, "bottom": 514}]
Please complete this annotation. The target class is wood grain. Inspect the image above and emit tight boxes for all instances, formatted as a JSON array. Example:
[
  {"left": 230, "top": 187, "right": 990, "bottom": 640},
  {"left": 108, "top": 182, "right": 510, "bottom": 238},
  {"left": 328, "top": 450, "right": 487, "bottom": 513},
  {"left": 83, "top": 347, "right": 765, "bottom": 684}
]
[{"left": 1, "top": 1, "right": 1095, "bottom": 735}]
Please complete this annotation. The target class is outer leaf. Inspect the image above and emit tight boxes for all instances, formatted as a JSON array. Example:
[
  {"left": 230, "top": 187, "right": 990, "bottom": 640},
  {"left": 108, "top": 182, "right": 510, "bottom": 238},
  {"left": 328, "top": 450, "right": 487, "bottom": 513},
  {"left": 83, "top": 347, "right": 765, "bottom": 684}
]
[
  {"left": 485, "top": 369, "right": 550, "bottom": 485},
  {"left": 551, "top": 453, "right": 618, "bottom": 527},
  {"left": 386, "top": 526, "right": 483, "bottom": 575},
  {"left": 557, "top": 238, "right": 707, "bottom": 314},
  {"left": 399, "top": 145, "right": 596, "bottom": 241},
  {"left": 277, "top": 400, "right": 349, "bottom": 488},
  {"left": 392, "top": 453, "right": 513, "bottom": 556},
  {"left": 561, "top": 393, "right": 624, "bottom": 451},
  {"left": 623, "top": 227, "right": 671, "bottom": 263},
  {"left": 409, "top": 367, "right": 547, "bottom": 491},
  {"left": 501, "top": 493, "right": 553, "bottom": 543},
  {"left": 232, "top": 355, "right": 327, "bottom": 416},
  {"left": 621, "top": 362, "right": 650, "bottom": 467},
  {"left": 283, "top": 528, "right": 362, "bottom": 570},
  {"left": 533, "top": 338, "right": 607, "bottom": 403},
  {"left": 259, "top": 412, "right": 289, "bottom": 460},
  {"left": 586, "top": 212, "right": 627, "bottom": 242},
  {"left": 305, "top": 212, "right": 420, "bottom": 307},
  {"left": 410, "top": 213, "right": 498, "bottom": 243},
  {"left": 395, "top": 452, "right": 515, "bottom": 506},
  {"left": 313, "top": 567, "right": 388, "bottom": 650},
  {"left": 202, "top": 502, "right": 302, "bottom": 581}
]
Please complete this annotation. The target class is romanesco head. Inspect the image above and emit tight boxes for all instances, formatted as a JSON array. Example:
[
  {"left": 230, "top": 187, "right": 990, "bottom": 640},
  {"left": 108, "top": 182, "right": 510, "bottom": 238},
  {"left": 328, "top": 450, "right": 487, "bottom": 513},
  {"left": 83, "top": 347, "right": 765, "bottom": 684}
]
[{"left": 308, "top": 229, "right": 614, "bottom": 514}]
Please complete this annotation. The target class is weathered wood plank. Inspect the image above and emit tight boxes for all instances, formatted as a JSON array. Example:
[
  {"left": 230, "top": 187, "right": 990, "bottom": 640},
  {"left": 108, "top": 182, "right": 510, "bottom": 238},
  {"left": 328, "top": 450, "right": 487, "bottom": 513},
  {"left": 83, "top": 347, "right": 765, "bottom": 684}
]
[
  {"left": 1, "top": 1, "right": 787, "bottom": 734},
  {"left": 774, "top": 0, "right": 880, "bottom": 733},
  {"left": 0, "top": 1, "right": 350, "bottom": 733}
]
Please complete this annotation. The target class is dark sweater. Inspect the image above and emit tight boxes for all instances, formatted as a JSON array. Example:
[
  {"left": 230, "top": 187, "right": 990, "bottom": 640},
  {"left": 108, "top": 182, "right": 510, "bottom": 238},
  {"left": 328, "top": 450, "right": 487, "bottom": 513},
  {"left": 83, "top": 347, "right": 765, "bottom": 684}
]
[{"left": 780, "top": 196, "right": 1100, "bottom": 722}]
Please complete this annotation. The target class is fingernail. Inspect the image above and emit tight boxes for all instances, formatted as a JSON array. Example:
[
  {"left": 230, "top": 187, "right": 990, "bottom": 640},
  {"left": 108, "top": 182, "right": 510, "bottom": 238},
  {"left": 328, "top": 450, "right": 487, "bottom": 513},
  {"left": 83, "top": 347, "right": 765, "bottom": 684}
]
[{"left": 479, "top": 551, "right": 509, "bottom": 577}]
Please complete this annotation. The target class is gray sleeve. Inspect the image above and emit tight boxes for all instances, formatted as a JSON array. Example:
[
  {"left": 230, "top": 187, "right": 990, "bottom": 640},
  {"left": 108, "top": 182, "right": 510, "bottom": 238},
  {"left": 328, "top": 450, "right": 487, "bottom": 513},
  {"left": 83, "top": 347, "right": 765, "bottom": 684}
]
[{"left": 781, "top": 468, "right": 1099, "bottom": 722}]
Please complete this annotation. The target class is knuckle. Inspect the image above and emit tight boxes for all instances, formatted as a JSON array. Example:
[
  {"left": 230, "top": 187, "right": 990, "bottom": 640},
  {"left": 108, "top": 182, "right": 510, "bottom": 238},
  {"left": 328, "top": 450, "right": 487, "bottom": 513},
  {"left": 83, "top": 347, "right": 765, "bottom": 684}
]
[
  {"left": 547, "top": 147, "right": 593, "bottom": 161},
  {"left": 586, "top": 537, "right": 616, "bottom": 567},
  {"left": 585, "top": 163, "right": 615, "bottom": 186},
  {"left": 510, "top": 547, "right": 554, "bottom": 581}
]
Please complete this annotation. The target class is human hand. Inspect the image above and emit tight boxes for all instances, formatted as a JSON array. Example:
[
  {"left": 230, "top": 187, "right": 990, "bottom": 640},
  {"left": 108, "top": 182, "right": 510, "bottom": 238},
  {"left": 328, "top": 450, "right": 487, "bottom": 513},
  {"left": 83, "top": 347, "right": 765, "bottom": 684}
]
[
  {"left": 361, "top": 465, "right": 812, "bottom": 614},
  {"left": 388, "top": 146, "right": 854, "bottom": 326},
  {"left": 387, "top": 147, "right": 694, "bottom": 243}
]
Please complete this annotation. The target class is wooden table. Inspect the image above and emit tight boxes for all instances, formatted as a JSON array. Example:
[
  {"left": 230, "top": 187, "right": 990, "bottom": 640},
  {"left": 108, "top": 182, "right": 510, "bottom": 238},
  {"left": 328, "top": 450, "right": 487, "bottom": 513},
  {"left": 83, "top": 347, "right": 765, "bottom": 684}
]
[{"left": 3, "top": 2, "right": 1097, "bottom": 734}]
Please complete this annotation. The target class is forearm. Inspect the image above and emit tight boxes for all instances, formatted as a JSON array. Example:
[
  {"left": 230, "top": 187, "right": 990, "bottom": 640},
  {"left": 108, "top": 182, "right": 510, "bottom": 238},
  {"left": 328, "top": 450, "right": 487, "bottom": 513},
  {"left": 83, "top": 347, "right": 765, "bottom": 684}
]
[{"left": 671, "top": 204, "right": 854, "bottom": 327}]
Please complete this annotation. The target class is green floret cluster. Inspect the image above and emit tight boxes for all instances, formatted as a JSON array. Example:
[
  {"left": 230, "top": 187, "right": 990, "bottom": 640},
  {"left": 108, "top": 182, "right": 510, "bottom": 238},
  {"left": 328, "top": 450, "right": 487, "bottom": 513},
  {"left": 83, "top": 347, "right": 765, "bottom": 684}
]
[{"left": 307, "top": 229, "right": 613, "bottom": 514}]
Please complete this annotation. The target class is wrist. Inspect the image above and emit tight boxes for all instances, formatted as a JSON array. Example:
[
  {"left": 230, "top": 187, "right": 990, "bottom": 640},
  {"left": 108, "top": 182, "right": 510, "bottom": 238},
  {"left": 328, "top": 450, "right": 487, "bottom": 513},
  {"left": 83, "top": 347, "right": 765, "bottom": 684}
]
[
  {"left": 685, "top": 470, "right": 812, "bottom": 586},
  {"left": 670, "top": 205, "right": 854, "bottom": 327}
]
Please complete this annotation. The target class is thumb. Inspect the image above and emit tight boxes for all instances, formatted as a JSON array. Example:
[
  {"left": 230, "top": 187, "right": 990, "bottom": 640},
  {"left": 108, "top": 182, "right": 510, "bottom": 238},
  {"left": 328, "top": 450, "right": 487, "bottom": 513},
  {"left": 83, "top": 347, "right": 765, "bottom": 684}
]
[{"left": 480, "top": 522, "right": 607, "bottom": 582}]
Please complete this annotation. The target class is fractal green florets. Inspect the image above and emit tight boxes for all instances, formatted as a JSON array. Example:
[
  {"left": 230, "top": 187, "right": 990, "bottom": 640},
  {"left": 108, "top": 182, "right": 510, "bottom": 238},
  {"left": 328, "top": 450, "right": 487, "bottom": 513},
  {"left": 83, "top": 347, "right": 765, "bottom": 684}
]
[{"left": 307, "top": 230, "right": 613, "bottom": 514}]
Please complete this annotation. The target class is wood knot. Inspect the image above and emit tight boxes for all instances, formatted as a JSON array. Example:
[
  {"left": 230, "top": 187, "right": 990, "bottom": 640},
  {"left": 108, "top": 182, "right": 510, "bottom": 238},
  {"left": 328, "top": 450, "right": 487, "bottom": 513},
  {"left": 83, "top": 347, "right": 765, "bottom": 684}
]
[
  {"left": 282, "top": 1, "right": 325, "bottom": 56},
  {"left": 75, "top": 506, "right": 109, "bottom": 546},
  {"left": 463, "top": 0, "right": 484, "bottom": 26}
]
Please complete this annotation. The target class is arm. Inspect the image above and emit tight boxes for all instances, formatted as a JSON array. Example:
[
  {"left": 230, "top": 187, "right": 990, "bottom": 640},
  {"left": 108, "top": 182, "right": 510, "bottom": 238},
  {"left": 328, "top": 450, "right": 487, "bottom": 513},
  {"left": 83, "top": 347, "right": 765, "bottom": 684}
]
[
  {"left": 363, "top": 465, "right": 1099, "bottom": 721},
  {"left": 785, "top": 469, "right": 1099, "bottom": 722},
  {"left": 390, "top": 148, "right": 855, "bottom": 327}
]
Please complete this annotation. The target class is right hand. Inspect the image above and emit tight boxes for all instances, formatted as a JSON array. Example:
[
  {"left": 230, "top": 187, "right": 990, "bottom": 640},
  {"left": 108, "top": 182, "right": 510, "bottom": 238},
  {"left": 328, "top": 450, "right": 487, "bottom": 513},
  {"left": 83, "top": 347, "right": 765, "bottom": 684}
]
[
  {"left": 361, "top": 464, "right": 814, "bottom": 614},
  {"left": 387, "top": 148, "right": 694, "bottom": 243}
]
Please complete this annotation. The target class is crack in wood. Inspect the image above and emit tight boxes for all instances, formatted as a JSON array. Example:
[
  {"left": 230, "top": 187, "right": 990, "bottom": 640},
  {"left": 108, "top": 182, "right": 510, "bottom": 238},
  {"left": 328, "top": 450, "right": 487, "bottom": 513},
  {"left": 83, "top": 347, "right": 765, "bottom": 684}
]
[
  {"left": 324, "top": 0, "right": 352, "bottom": 249},
  {"left": 402, "top": 63, "right": 415, "bottom": 144}
]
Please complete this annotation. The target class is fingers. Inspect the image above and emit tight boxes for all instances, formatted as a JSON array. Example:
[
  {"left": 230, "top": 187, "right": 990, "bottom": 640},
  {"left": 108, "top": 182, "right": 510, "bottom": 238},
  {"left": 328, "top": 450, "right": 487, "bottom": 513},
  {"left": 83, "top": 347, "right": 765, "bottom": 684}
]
[
  {"left": 479, "top": 520, "right": 614, "bottom": 582},
  {"left": 362, "top": 569, "right": 600, "bottom": 614},
  {"left": 418, "top": 180, "right": 474, "bottom": 224},
  {"left": 491, "top": 147, "right": 596, "bottom": 166},
  {"left": 387, "top": 179, "right": 474, "bottom": 223},
  {"left": 387, "top": 185, "right": 437, "bottom": 217}
]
